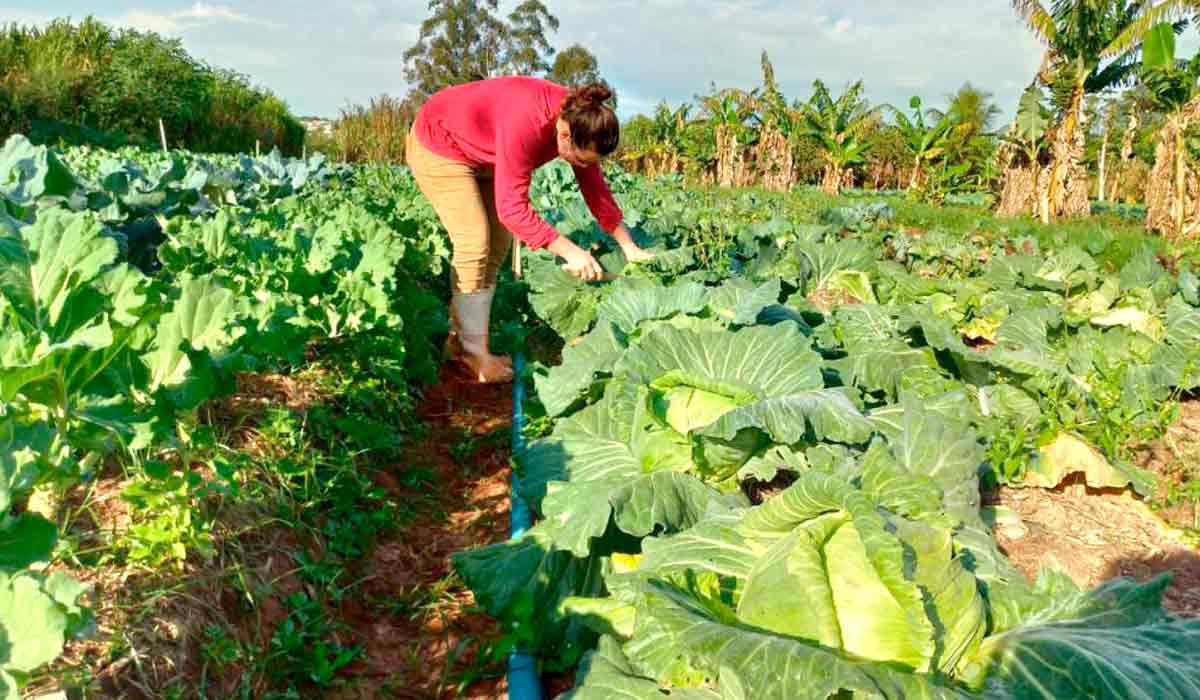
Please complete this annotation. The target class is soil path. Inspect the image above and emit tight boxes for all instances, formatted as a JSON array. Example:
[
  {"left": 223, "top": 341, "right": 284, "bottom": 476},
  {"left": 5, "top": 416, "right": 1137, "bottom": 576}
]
[{"left": 332, "top": 363, "right": 516, "bottom": 699}]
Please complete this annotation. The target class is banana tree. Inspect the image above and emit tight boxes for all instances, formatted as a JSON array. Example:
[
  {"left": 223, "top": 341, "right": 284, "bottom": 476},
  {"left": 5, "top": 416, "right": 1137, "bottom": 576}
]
[
  {"left": 640, "top": 101, "right": 693, "bottom": 178},
  {"left": 754, "top": 51, "right": 796, "bottom": 191},
  {"left": 1006, "top": 0, "right": 1193, "bottom": 223},
  {"left": 1141, "top": 21, "right": 1200, "bottom": 237},
  {"left": 886, "top": 95, "right": 959, "bottom": 191},
  {"left": 795, "top": 79, "right": 878, "bottom": 195},
  {"left": 997, "top": 83, "right": 1053, "bottom": 217},
  {"left": 697, "top": 87, "right": 756, "bottom": 187}
]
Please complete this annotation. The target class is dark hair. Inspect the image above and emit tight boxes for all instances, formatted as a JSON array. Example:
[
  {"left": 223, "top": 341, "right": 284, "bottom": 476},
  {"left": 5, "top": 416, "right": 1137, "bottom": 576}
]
[{"left": 559, "top": 83, "right": 619, "bottom": 155}]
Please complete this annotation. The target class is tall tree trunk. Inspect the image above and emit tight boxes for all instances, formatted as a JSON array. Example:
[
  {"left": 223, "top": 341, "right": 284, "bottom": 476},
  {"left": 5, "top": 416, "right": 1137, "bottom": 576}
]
[
  {"left": 1039, "top": 81, "right": 1088, "bottom": 223},
  {"left": 1098, "top": 122, "right": 1108, "bottom": 202},
  {"left": 1111, "top": 112, "right": 1139, "bottom": 202},
  {"left": 908, "top": 155, "right": 922, "bottom": 191},
  {"left": 1147, "top": 98, "right": 1200, "bottom": 238},
  {"left": 715, "top": 124, "right": 739, "bottom": 188},
  {"left": 757, "top": 125, "right": 794, "bottom": 191},
  {"left": 996, "top": 139, "right": 1038, "bottom": 218},
  {"left": 999, "top": 79, "right": 1090, "bottom": 221},
  {"left": 822, "top": 162, "right": 843, "bottom": 195}
]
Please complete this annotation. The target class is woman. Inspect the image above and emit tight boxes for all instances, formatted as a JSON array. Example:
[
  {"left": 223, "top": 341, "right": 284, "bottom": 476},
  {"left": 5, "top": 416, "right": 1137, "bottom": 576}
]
[{"left": 406, "top": 77, "right": 651, "bottom": 383}]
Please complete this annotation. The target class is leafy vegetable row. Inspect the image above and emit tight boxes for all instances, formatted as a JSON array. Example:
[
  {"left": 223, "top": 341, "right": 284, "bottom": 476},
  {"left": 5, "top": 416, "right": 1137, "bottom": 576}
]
[
  {"left": 0, "top": 136, "right": 449, "bottom": 699},
  {"left": 454, "top": 190, "right": 1200, "bottom": 697}
]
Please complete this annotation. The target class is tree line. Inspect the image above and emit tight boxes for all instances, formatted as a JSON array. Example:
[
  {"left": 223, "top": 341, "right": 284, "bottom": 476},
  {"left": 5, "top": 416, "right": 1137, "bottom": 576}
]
[
  {"left": 320, "top": 0, "right": 607, "bottom": 164},
  {"left": 611, "top": 1, "right": 1200, "bottom": 239},
  {"left": 0, "top": 17, "right": 304, "bottom": 155}
]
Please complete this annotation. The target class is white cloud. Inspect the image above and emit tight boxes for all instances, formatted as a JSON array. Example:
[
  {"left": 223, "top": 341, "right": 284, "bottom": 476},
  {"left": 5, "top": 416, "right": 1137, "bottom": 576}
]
[
  {"left": 0, "top": 7, "right": 56, "bottom": 27},
  {"left": 545, "top": 1, "right": 1043, "bottom": 121},
  {"left": 183, "top": 2, "right": 252, "bottom": 23},
  {"left": 110, "top": 2, "right": 258, "bottom": 36},
  {"left": 12, "top": 1, "right": 1055, "bottom": 124}
]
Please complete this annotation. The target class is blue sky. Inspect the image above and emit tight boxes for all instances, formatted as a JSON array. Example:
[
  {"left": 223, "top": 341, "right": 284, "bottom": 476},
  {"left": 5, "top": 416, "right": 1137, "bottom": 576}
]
[{"left": 5, "top": 1, "right": 1186, "bottom": 123}]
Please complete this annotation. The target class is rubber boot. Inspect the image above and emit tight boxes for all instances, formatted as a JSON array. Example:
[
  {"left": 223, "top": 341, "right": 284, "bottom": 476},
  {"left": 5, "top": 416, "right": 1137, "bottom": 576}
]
[
  {"left": 443, "top": 302, "right": 462, "bottom": 361},
  {"left": 451, "top": 288, "right": 513, "bottom": 383}
]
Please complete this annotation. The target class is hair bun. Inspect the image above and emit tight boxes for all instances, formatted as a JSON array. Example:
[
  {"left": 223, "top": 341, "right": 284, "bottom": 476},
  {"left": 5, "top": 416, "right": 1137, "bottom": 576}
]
[{"left": 577, "top": 83, "right": 612, "bottom": 104}]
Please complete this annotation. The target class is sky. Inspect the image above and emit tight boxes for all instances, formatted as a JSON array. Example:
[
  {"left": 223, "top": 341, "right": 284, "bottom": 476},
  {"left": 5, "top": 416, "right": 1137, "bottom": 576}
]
[{"left": 4, "top": 1, "right": 1189, "bottom": 123}]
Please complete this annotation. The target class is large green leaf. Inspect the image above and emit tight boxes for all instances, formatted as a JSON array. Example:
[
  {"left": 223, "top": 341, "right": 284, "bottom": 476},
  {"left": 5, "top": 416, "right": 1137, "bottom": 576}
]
[
  {"left": 0, "top": 572, "right": 71, "bottom": 682},
  {"left": 0, "top": 209, "right": 115, "bottom": 338},
  {"left": 0, "top": 408, "right": 67, "bottom": 514},
  {"left": 617, "top": 324, "right": 823, "bottom": 400},
  {"left": 633, "top": 580, "right": 971, "bottom": 700},
  {"left": 525, "top": 250, "right": 602, "bottom": 339},
  {"left": 0, "top": 136, "right": 77, "bottom": 209},
  {"left": 1012, "top": 84, "right": 1049, "bottom": 143},
  {"left": 984, "top": 308, "right": 1068, "bottom": 381},
  {"left": 142, "top": 274, "right": 243, "bottom": 407},
  {"left": 539, "top": 471, "right": 728, "bottom": 557},
  {"left": 964, "top": 575, "right": 1200, "bottom": 699},
  {"left": 1153, "top": 301, "right": 1200, "bottom": 390},
  {"left": 0, "top": 514, "right": 56, "bottom": 571},
  {"left": 706, "top": 278, "right": 781, "bottom": 327},
  {"left": 564, "top": 636, "right": 721, "bottom": 700},
  {"left": 596, "top": 277, "right": 710, "bottom": 333},
  {"left": 535, "top": 322, "right": 627, "bottom": 417},
  {"left": 451, "top": 524, "right": 606, "bottom": 659},
  {"left": 1143, "top": 22, "right": 1177, "bottom": 70},
  {"left": 701, "top": 389, "right": 874, "bottom": 446}
]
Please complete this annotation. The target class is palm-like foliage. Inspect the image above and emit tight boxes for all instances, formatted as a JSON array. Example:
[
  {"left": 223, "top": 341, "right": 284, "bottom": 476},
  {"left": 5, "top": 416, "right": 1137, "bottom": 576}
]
[
  {"left": 1140, "top": 21, "right": 1200, "bottom": 112},
  {"left": 1006, "top": 0, "right": 1194, "bottom": 221},
  {"left": 1140, "top": 21, "right": 1200, "bottom": 235},
  {"left": 649, "top": 101, "right": 693, "bottom": 151},
  {"left": 1015, "top": 0, "right": 1189, "bottom": 75},
  {"left": 795, "top": 79, "right": 878, "bottom": 194},
  {"left": 886, "top": 96, "right": 959, "bottom": 189},
  {"left": 697, "top": 88, "right": 756, "bottom": 130}
]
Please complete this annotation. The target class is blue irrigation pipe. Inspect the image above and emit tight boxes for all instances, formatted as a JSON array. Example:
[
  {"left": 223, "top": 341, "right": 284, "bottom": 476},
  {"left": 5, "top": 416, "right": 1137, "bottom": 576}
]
[{"left": 508, "top": 350, "right": 543, "bottom": 700}]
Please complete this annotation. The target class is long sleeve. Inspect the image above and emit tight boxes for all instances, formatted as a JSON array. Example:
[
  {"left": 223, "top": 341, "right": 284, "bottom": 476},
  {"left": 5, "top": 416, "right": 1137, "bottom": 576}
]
[
  {"left": 493, "top": 123, "right": 560, "bottom": 249},
  {"left": 573, "top": 163, "right": 623, "bottom": 233}
]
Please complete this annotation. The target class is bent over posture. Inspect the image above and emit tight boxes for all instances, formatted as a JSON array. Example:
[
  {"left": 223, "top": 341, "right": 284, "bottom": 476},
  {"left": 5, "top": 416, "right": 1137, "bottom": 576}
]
[{"left": 406, "top": 77, "right": 651, "bottom": 383}]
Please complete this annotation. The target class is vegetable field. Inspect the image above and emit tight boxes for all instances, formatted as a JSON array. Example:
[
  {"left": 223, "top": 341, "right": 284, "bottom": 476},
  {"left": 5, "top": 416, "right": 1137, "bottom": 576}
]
[{"left": 4, "top": 131, "right": 1200, "bottom": 698}]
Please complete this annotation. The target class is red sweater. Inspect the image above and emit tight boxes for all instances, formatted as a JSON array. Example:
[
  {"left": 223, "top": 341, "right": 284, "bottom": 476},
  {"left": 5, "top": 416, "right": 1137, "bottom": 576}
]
[{"left": 412, "top": 76, "right": 623, "bottom": 249}]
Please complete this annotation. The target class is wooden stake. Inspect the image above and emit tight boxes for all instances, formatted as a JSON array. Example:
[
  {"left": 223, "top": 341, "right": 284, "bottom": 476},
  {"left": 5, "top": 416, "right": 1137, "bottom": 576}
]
[
  {"left": 158, "top": 119, "right": 168, "bottom": 152},
  {"left": 512, "top": 239, "right": 522, "bottom": 280},
  {"left": 256, "top": 140, "right": 261, "bottom": 158}
]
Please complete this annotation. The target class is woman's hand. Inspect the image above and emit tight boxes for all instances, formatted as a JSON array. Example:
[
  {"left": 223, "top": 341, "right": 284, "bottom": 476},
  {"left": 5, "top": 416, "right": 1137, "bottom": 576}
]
[
  {"left": 610, "top": 223, "right": 654, "bottom": 263},
  {"left": 621, "top": 242, "right": 655, "bottom": 263},
  {"left": 548, "top": 235, "right": 605, "bottom": 282}
]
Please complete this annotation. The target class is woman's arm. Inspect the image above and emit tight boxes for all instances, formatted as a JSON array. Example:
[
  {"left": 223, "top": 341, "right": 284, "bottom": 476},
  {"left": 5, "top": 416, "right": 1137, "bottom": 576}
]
[
  {"left": 573, "top": 164, "right": 653, "bottom": 261},
  {"left": 609, "top": 223, "right": 654, "bottom": 262}
]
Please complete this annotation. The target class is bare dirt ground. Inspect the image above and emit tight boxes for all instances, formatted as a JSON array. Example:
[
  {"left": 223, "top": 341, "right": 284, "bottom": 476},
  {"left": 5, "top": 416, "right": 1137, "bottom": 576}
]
[
  {"left": 34, "top": 365, "right": 547, "bottom": 699},
  {"left": 330, "top": 362, "right": 514, "bottom": 700},
  {"left": 993, "top": 399, "right": 1200, "bottom": 617}
]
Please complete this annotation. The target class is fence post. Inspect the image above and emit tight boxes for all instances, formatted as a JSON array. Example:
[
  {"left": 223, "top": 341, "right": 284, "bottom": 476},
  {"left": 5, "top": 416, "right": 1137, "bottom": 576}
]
[
  {"left": 158, "top": 119, "right": 168, "bottom": 152},
  {"left": 256, "top": 140, "right": 261, "bottom": 158}
]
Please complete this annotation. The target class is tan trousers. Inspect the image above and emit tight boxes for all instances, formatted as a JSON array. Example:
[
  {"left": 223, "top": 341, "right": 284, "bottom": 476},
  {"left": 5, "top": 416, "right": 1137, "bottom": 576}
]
[{"left": 405, "top": 128, "right": 511, "bottom": 294}]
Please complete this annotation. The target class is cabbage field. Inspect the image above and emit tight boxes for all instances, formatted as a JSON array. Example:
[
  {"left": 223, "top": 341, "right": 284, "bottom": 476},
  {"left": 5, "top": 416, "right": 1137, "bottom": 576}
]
[
  {"left": 4, "top": 132, "right": 1200, "bottom": 698},
  {"left": 456, "top": 173, "right": 1200, "bottom": 696}
]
